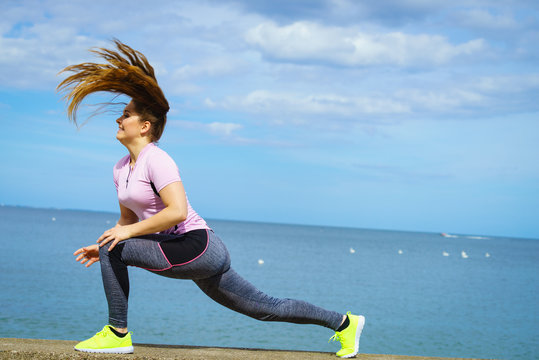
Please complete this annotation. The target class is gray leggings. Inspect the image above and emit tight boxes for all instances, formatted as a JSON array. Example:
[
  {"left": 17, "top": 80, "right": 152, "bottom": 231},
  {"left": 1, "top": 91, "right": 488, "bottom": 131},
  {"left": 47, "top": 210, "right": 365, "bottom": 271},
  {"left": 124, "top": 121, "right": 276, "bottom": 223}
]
[{"left": 99, "top": 229, "right": 343, "bottom": 330}]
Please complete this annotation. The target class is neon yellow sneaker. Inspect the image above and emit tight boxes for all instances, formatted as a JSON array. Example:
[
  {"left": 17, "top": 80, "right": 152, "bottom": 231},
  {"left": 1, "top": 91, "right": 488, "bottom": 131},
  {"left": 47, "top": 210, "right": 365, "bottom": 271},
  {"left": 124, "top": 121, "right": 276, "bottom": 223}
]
[
  {"left": 329, "top": 312, "right": 365, "bottom": 358},
  {"left": 74, "top": 325, "right": 133, "bottom": 353}
]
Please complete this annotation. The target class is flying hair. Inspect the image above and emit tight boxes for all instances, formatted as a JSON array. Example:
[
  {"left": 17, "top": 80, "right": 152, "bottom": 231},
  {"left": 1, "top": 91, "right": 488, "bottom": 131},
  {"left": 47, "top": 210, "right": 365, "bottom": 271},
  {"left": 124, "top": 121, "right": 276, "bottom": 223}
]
[{"left": 57, "top": 39, "right": 169, "bottom": 141}]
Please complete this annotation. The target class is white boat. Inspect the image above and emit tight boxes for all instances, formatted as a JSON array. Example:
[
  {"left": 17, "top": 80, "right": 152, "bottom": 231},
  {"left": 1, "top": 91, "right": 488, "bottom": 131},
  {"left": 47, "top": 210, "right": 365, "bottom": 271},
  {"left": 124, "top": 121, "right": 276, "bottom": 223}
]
[{"left": 441, "top": 233, "right": 458, "bottom": 238}]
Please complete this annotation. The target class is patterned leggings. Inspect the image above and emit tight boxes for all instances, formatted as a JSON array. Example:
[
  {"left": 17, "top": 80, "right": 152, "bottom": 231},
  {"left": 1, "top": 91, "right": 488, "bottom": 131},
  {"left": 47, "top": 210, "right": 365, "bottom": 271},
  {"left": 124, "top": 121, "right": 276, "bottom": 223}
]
[{"left": 98, "top": 229, "right": 343, "bottom": 330}]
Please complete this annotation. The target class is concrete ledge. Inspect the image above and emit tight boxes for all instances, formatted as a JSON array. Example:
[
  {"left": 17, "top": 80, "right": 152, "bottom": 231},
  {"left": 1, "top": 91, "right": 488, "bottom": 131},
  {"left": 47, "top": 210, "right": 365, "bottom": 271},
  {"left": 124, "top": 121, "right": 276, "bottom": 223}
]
[{"left": 0, "top": 338, "right": 489, "bottom": 360}]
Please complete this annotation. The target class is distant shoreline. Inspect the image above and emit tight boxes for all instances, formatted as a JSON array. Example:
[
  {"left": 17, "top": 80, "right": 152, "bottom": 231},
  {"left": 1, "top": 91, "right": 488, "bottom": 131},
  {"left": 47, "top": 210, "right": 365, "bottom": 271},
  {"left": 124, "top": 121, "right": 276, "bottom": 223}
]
[{"left": 1, "top": 203, "right": 537, "bottom": 241}]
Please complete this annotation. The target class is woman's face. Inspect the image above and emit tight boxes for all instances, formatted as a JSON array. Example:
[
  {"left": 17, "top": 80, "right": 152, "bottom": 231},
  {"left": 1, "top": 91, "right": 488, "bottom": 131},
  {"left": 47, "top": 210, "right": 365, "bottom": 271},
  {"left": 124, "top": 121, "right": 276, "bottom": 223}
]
[{"left": 116, "top": 101, "right": 144, "bottom": 143}]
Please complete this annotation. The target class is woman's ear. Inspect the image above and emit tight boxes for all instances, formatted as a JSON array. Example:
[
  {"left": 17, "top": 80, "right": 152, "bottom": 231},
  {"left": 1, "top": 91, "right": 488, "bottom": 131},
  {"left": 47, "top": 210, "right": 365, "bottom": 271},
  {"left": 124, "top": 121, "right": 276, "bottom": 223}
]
[{"left": 140, "top": 121, "right": 152, "bottom": 137}]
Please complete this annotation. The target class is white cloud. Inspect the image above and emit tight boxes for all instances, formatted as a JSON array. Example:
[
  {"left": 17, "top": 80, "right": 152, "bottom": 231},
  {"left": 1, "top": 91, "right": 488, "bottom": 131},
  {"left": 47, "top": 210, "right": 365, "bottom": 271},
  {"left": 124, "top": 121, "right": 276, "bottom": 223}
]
[
  {"left": 245, "top": 21, "right": 486, "bottom": 67},
  {"left": 204, "top": 98, "right": 217, "bottom": 108},
  {"left": 216, "top": 90, "right": 410, "bottom": 117},
  {"left": 170, "top": 56, "right": 246, "bottom": 92},
  {"left": 0, "top": 35, "right": 98, "bottom": 89},
  {"left": 473, "top": 74, "right": 539, "bottom": 94},
  {"left": 453, "top": 8, "right": 518, "bottom": 30},
  {"left": 207, "top": 122, "right": 243, "bottom": 136},
  {"left": 1, "top": 0, "right": 537, "bottom": 124},
  {"left": 210, "top": 86, "right": 491, "bottom": 120},
  {"left": 395, "top": 88, "right": 485, "bottom": 112},
  {"left": 230, "top": 0, "right": 451, "bottom": 26},
  {"left": 0, "top": 0, "right": 258, "bottom": 90},
  {"left": 206, "top": 71, "right": 539, "bottom": 124},
  {"left": 170, "top": 120, "right": 243, "bottom": 137}
]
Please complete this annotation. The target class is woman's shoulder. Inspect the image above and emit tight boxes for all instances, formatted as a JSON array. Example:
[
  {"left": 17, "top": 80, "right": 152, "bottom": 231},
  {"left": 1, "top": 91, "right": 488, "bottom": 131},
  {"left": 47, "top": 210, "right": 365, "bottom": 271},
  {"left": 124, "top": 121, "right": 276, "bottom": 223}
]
[
  {"left": 144, "top": 144, "right": 180, "bottom": 180},
  {"left": 114, "top": 154, "right": 130, "bottom": 170},
  {"left": 146, "top": 144, "right": 176, "bottom": 164}
]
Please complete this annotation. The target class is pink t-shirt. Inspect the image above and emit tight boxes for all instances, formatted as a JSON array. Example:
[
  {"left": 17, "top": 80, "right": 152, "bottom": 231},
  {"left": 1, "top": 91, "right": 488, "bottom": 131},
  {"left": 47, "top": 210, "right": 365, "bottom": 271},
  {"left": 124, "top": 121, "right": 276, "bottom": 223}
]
[{"left": 113, "top": 142, "right": 209, "bottom": 235}]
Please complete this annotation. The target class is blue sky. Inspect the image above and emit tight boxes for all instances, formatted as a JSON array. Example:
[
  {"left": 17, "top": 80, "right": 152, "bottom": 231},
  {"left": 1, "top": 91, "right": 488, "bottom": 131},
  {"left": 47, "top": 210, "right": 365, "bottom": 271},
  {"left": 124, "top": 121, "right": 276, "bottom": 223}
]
[{"left": 1, "top": 0, "right": 538, "bottom": 238}]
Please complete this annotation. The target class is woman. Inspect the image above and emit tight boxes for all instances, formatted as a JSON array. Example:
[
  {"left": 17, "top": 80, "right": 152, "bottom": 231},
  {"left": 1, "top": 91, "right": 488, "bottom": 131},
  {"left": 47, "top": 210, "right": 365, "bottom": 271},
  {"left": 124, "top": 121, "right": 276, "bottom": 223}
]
[{"left": 58, "top": 40, "right": 365, "bottom": 358}]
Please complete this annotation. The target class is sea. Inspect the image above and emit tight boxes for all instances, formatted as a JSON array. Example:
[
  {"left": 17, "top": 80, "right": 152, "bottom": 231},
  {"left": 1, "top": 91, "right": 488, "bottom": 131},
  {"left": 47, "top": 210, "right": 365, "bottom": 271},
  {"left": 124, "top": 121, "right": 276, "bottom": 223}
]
[{"left": 0, "top": 205, "right": 537, "bottom": 360}]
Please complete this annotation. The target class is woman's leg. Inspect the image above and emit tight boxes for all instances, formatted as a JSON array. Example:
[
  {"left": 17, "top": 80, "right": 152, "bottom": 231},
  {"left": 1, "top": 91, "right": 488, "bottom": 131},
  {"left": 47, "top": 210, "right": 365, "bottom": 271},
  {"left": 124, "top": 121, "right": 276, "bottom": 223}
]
[
  {"left": 192, "top": 232, "right": 344, "bottom": 330},
  {"left": 98, "top": 229, "right": 227, "bottom": 328},
  {"left": 74, "top": 237, "right": 171, "bottom": 353},
  {"left": 98, "top": 236, "right": 172, "bottom": 328},
  {"left": 100, "top": 230, "right": 343, "bottom": 330},
  {"left": 98, "top": 230, "right": 362, "bottom": 357},
  {"left": 194, "top": 267, "right": 343, "bottom": 330}
]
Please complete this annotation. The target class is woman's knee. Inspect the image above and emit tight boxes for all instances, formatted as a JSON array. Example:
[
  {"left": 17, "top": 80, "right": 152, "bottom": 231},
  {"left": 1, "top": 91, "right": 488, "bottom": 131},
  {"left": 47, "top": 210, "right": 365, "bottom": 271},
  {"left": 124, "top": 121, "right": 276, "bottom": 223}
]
[
  {"left": 98, "top": 242, "right": 122, "bottom": 260},
  {"left": 98, "top": 243, "right": 110, "bottom": 259}
]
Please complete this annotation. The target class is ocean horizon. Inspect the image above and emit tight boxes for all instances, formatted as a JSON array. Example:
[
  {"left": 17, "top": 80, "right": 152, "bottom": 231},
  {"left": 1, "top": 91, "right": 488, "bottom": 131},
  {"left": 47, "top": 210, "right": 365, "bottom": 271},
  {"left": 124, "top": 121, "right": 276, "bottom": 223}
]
[{"left": 2, "top": 203, "right": 534, "bottom": 241}]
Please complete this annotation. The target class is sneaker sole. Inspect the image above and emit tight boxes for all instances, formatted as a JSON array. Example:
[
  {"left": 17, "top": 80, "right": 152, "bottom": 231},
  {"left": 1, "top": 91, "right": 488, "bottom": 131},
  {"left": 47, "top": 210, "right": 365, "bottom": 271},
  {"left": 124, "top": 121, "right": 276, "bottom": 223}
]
[
  {"left": 74, "top": 346, "right": 134, "bottom": 354},
  {"left": 339, "top": 315, "right": 365, "bottom": 358}
]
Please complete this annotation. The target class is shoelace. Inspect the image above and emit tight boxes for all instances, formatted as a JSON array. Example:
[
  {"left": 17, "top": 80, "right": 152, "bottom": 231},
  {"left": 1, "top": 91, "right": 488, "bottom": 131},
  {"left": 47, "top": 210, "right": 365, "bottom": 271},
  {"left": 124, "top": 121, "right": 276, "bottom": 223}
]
[
  {"left": 329, "top": 332, "right": 342, "bottom": 343},
  {"left": 95, "top": 329, "right": 109, "bottom": 337}
]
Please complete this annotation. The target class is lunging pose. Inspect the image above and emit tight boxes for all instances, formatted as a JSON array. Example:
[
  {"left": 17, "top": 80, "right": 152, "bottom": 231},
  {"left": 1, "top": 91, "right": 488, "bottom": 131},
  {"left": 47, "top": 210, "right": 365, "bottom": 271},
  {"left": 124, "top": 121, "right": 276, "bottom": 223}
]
[{"left": 58, "top": 40, "right": 365, "bottom": 358}]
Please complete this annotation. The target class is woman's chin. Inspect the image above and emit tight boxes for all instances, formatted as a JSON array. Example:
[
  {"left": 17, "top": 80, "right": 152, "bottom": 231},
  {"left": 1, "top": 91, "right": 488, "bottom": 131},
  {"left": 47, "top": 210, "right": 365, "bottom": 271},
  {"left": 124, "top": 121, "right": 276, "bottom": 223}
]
[{"left": 116, "top": 135, "right": 130, "bottom": 146}]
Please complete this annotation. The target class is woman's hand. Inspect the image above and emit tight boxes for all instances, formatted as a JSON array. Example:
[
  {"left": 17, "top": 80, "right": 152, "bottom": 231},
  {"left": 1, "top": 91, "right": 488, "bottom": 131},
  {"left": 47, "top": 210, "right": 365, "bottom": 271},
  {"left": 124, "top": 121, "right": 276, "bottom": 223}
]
[
  {"left": 96, "top": 225, "right": 132, "bottom": 251},
  {"left": 73, "top": 245, "right": 100, "bottom": 268}
]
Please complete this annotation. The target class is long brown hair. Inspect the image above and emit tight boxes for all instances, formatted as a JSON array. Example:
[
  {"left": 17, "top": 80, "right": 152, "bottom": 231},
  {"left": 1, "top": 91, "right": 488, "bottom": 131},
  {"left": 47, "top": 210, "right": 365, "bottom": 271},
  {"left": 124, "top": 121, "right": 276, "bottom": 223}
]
[{"left": 57, "top": 39, "right": 169, "bottom": 141}]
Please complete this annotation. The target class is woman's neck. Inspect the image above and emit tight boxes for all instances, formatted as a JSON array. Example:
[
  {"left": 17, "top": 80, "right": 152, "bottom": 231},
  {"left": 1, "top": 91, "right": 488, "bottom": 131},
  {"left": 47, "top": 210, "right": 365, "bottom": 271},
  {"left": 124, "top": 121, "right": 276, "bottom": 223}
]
[{"left": 124, "top": 138, "right": 152, "bottom": 165}]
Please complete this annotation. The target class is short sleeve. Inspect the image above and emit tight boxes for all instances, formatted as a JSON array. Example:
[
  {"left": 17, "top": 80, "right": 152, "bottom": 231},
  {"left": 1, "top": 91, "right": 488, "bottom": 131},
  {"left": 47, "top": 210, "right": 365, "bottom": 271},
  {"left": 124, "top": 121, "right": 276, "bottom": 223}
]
[{"left": 146, "top": 149, "right": 182, "bottom": 193}]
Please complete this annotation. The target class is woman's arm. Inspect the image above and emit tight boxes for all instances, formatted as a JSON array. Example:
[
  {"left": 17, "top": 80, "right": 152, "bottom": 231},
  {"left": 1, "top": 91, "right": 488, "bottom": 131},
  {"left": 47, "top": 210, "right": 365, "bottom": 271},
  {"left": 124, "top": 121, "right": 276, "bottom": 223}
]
[
  {"left": 117, "top": 202, "right": 139, "bottom": 226},
  {"left": 125, "top": 181, "right": 187, "bottom": 237},
  {"left": 97, "top": 181, "right": 188, "bottom": 251}
]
